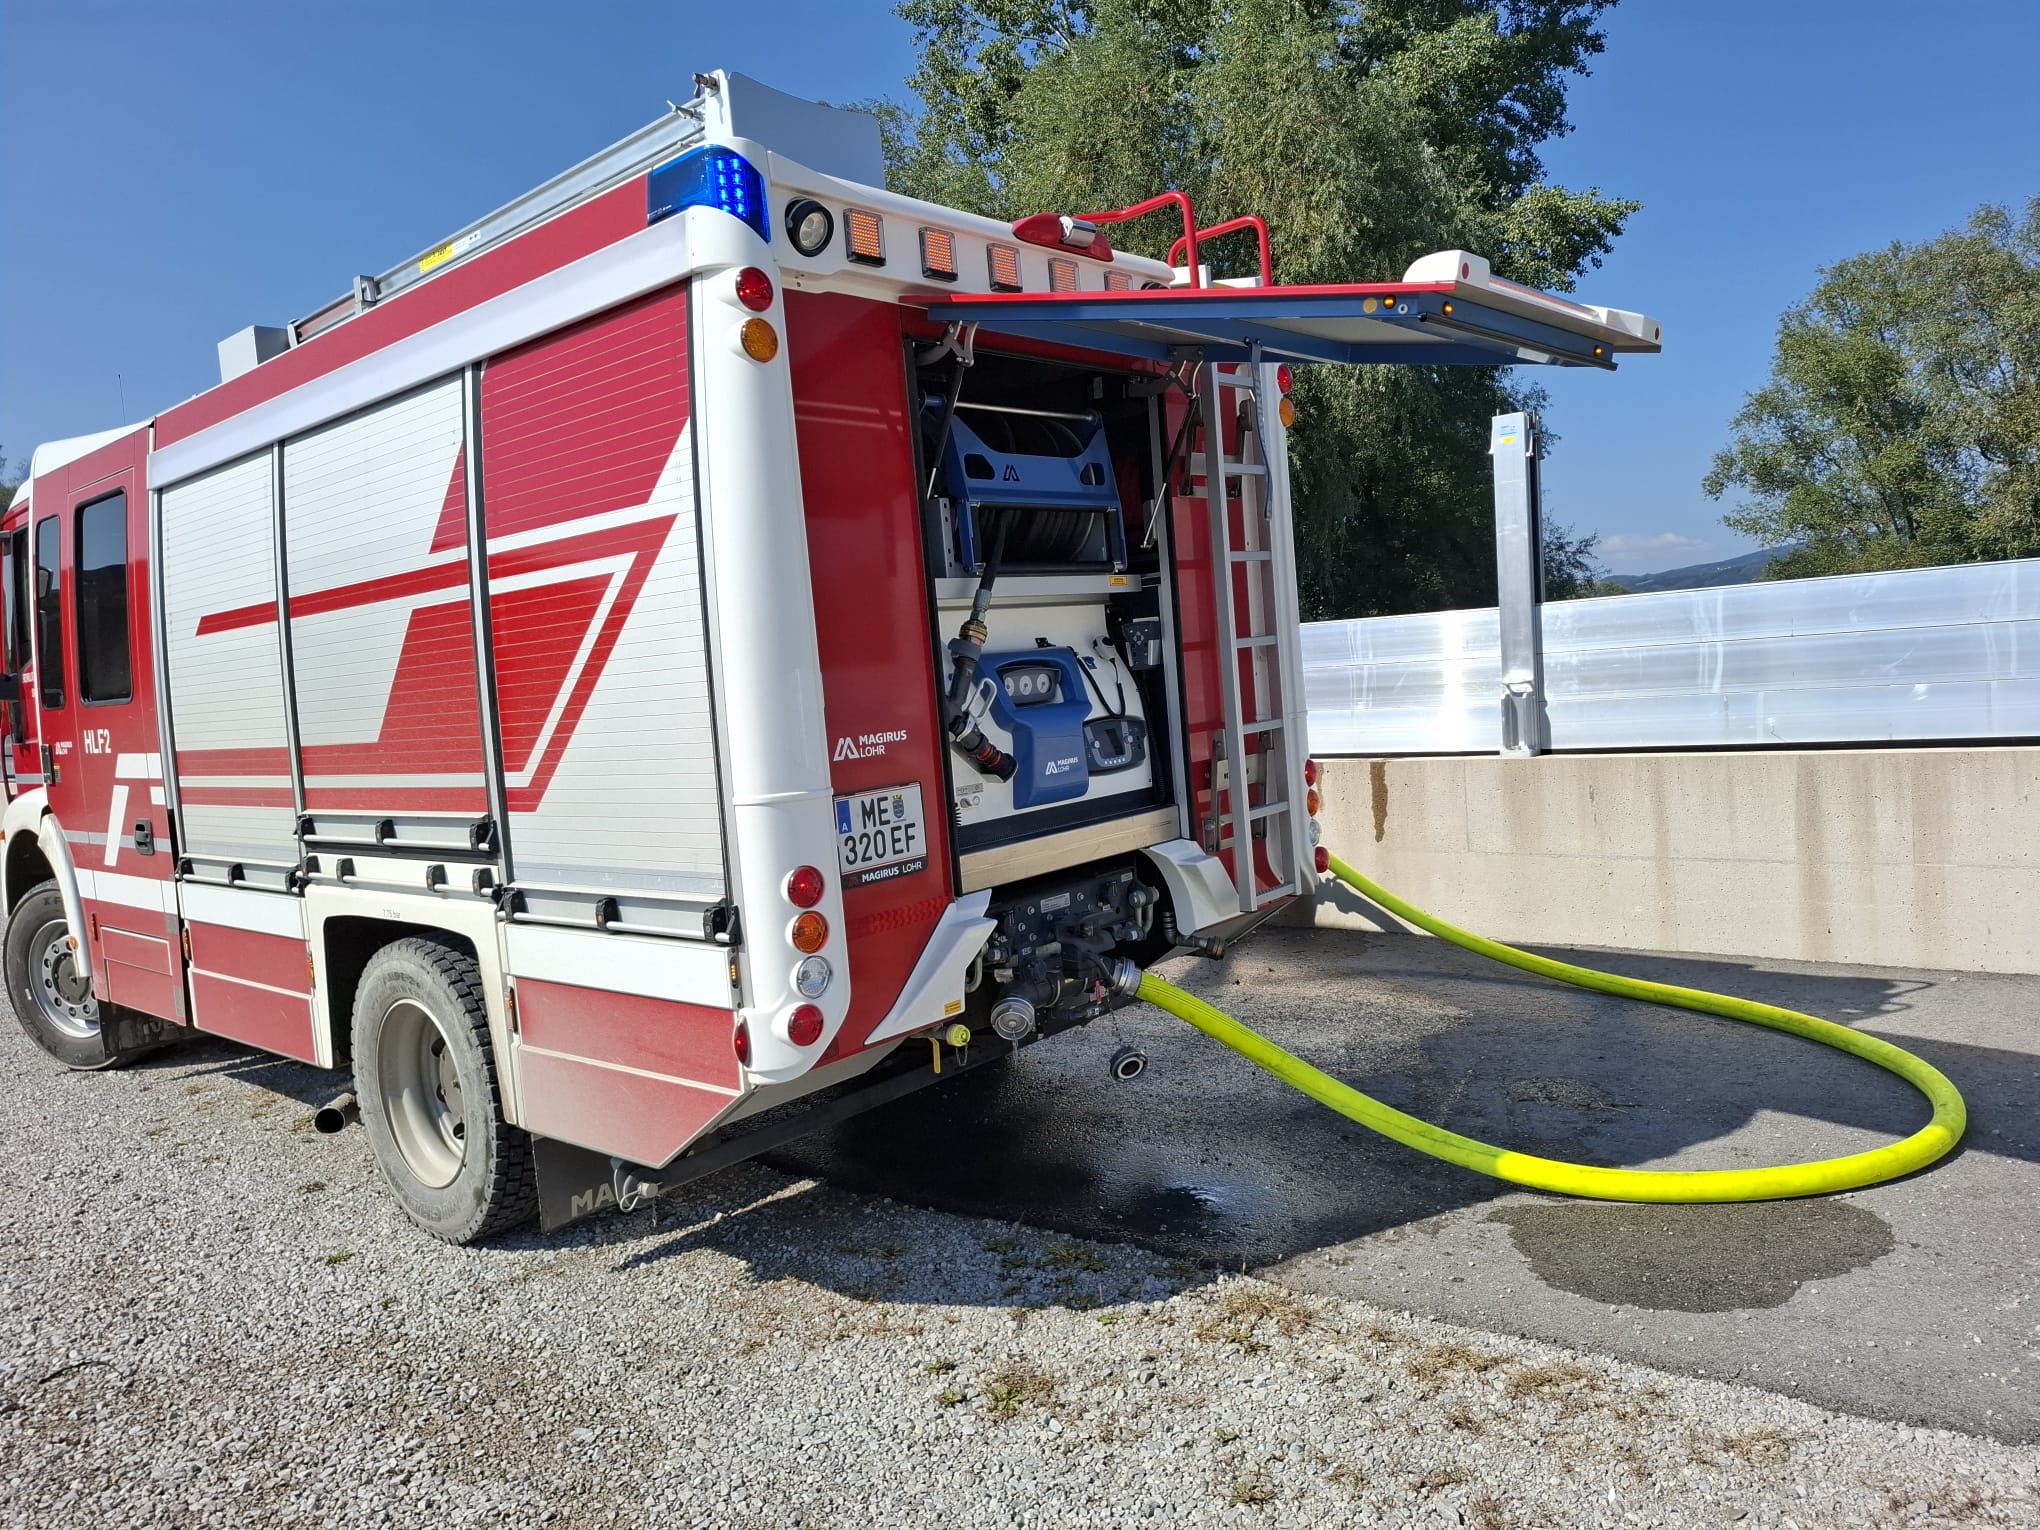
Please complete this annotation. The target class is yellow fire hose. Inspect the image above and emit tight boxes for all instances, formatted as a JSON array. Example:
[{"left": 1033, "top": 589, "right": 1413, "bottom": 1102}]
[{"left": 1127, "top": 851, "right": 1966, "bottom": 1202}]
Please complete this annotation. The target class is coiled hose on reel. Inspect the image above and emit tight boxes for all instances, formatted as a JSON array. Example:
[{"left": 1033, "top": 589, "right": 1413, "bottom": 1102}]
[{"left": 1124, "top": 851, "right": 1966, "bottom": 1202}]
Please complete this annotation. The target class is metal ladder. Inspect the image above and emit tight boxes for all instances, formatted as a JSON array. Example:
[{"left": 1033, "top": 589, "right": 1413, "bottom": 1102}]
[{"left": 1193, "top": 353, "right": 1308, "bottom": 912}]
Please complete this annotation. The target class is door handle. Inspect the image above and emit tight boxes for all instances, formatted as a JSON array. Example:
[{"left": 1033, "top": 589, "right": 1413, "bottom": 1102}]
[{"left": 133, "top": 820, "right": 155, "bottom": 857}]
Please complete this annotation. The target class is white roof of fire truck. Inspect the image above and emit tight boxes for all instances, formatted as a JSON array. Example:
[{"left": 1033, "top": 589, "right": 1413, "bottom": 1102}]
[
  {"left": 248, "top": 70, "right": 1662, "bottom": 397},
  {"left": 14, "top": 69, "right": 1660, "bottom": 495}
]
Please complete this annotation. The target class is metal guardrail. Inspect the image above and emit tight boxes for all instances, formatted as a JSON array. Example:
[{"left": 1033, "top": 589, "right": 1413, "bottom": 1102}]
[{"left": 1303, "top": 555, "right": 2040, "bottom": 755}]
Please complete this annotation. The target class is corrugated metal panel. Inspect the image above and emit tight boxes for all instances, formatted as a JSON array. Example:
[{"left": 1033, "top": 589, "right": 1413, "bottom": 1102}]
[
  {"left": 159, "top": 454, "right": 298, "bottom": 864},
  {"left": 482, "top": 284, "right": 722, "bottom": 896},
  {"left": 284, "top": 378, "right": 485, "bottom": 814},
  {"left": 1305, "top": 557, "right": 2040, "bottom": 754}
]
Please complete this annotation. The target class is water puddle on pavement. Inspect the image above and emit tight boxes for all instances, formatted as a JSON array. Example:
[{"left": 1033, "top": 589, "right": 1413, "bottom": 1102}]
[{"left": 1488, "top": 1199, "right": 1896, "bottom": 1311}]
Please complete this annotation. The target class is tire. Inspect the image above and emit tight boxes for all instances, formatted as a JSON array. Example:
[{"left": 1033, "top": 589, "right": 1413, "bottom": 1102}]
[
  {"left": 4, "top": 884, "right": 114, "bottom": 1071},
  {"left": 351, "top": 937, "right": 535, "bottom": 1244}
]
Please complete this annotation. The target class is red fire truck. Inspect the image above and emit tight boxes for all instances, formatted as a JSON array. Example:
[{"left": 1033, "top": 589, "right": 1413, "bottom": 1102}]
[{"left": 0, "top": 72, "right": 1659, "bottom": 1240}]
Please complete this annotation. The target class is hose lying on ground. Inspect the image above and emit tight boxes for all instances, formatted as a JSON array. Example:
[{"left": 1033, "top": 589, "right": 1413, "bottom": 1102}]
[{"left": 1128, "top": 851, "right": 1966, "bottom": 1202}]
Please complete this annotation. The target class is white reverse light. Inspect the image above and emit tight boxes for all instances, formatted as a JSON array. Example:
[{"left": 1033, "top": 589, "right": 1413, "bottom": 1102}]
[{"left": 794, "top": 955, "right": 832, "bottom": 999}]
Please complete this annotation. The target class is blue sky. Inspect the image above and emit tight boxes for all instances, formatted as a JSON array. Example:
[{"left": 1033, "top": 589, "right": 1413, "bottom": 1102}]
[{"left": 2, "top": 0, "right": 2035, "bottom": 574}]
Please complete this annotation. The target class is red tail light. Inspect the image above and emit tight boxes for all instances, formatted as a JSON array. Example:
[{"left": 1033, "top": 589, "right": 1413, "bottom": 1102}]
[
  {"left": 1276, "top": 364, "right": 1294, "bottom": 394},
  {"left": 1303, "top": 758, "right": 1319, "bottom": 787},
  {"left": 734, "top": 266, "right": 775, "bottom": 312},
  {"left": 1314, "top": 846, "right": 1330, "bottom": 875},
  {"left": 786, "top": 866, "right": 825, "bottom": 908},
  {"left": 787, "top": 1005, "right": 824, "bottom": 1046},
  {"left": 733, "top": 1018, "right": 751, "bottom": 1065}
]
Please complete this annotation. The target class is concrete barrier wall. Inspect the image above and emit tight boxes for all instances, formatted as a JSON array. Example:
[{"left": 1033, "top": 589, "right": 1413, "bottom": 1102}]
[{"left": 1308, "top": 747, "right": 2040, "bottom": 974}]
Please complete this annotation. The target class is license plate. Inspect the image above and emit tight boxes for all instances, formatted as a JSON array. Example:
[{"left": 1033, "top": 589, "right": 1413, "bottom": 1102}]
[{"left": 834, "top": 783, "right": 929, "bottom": 888}]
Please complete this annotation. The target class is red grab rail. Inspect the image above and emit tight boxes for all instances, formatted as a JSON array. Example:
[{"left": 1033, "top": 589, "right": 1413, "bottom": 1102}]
[
  {"left": 1169, "top": 214, "right": 1273, "bottom": 288},
  {"left": 1073, "top": 191, "right": 1202, "bottom": 287}
]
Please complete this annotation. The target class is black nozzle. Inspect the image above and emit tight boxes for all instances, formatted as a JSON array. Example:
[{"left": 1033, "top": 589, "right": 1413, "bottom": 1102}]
[{"left": 952, "top": 721, "right": 1017, "bottom": 781}]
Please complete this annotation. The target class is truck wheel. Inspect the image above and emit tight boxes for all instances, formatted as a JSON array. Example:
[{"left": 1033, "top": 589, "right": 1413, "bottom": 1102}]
[
  {"left": 351, "top": 938, "right": 535, "bottom": 1244},
  {"left": 4, "top": 884, "right": 115, "bottom": 1071}
]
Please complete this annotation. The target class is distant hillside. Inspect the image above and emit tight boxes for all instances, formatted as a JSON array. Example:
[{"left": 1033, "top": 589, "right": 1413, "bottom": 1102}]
[{"left": 1604, "top": 546, "right": 1781, "bottom": 593}]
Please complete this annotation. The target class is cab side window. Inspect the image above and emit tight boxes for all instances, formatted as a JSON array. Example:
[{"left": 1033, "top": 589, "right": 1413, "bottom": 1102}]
[
  {"left": 33, "top": 516, "right": 63, "bottom": 709},
  {"left": 2, "top": 529, "right": 19, "bottom": 675},
  {"left": 75, "top": 492, "right": 132, "bottom": 704},
  {"left": 1, "top": 528, "right": 23, "bottom": 741}
]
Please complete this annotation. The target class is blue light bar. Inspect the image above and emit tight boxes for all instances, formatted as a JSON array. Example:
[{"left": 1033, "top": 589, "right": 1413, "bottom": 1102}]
[{"left": 646, "top": 146, "right": 770, "bottom": 244}]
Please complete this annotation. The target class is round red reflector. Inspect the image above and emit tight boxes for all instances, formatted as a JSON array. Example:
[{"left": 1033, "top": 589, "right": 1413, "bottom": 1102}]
[
  {"left": 734, "top": 266, "right": 775, "bottom": 312},
  {"left": 1276, "top": 364, "right": 1294, "bottom": 394},
  {"left": 786, "top": 865, "right": 826, "bottom": 908},
  {"left": 1314, "top": 846, "right": 1330, "bottom": 875},
  {"left": 787, "top": 1004, "right": 824, "bottom": 1047},
  {"left": 732, "top": 1018, "right": 751, "bottom": 1065},
  {"left": 1303, "top": 758, "right": 1319, "bottom": 787}
]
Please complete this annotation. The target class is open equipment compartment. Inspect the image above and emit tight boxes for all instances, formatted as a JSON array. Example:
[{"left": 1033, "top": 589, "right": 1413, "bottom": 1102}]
[{"left": 912, "top": 341, "right": 1184, "bottom": 861}]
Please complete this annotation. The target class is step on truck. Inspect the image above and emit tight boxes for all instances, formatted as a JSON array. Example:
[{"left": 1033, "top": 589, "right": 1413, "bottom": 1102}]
[{"left": 0, "top": 71, "right": 1659, "bottom": 1241}]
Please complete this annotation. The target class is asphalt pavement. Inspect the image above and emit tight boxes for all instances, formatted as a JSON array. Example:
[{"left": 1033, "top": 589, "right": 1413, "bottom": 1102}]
[{"left": 769, "top": 923, "right": 2040, "bottom": 1443}]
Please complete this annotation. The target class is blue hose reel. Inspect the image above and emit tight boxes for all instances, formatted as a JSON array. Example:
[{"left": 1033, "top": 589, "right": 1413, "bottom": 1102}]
[{"left": 934, "top": 407, "right": 1128, "bottom": 576}]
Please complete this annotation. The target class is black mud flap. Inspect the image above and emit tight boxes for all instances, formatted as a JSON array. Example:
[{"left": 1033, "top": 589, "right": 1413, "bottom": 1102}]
[
  {"left": 532, "top": 1031, "right": 1052, "bottom": 1233},
  {"left": 100, "top": 1005, "right": 184, "bottom": 1065},
  {"left": 534, "top": 1137, "right": 634, "bottom": 1233}
]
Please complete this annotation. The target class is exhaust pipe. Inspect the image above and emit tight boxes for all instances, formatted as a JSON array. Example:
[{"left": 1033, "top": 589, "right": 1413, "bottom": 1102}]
[
  {"left": 313, "top": 1092, "right": 358, "bottom": 1134},
  {"left": 1109, "top": 1046, "right": 1147, "bottom": 1082}
]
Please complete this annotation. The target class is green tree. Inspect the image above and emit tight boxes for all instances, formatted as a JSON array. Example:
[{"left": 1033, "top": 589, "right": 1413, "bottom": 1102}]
[
  {"left": 1705, "top": 199, "right": 2040, "bottom": 579},
  {"left": 1539, "top": 519, "right": 1618, "bottom": 599},
  {"left": 880, "top": 0, "right": 1639, "bottom": 617}
]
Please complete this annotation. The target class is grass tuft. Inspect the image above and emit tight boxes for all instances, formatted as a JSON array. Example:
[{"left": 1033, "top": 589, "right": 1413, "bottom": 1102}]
[
  {"left": 1212, "top": 1284, "right": 1317, "bottom": 1336},
  {"left": 1718, "top": 1426, "right": 1795, "bottom": 1466},
  {"left": 1037, "top": 1240, "right": 1111, "bottom": 1273},
  {"left": 981, "top": 1362, "right": 1059, "bottom": 1417},
  {"left": 1499, "top": 1360, "right": 1600, "bottom": 1410},
  {"left": 1226, "top": 1477, "right": 1276, "bottom": 1507},
  {"left": 1405, "top": 1341, "right": 1505, "bottom": 1392},
  {"left": 1413, "top": 1464, "right": 1471, "bottom": 1495}
]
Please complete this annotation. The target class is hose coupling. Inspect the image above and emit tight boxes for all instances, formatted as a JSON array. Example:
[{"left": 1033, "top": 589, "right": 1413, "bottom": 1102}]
[
  {"left": 1103, "top": 958, "right": 1144, "bottom": 998},
  {"left": 988, "top": 994, "right": 1036, "bottom": 1041}
]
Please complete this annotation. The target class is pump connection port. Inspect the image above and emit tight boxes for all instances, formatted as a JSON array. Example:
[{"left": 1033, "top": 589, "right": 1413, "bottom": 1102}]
[{"left": 980, "top": 863, "right": 1159, "bottom": 1029}]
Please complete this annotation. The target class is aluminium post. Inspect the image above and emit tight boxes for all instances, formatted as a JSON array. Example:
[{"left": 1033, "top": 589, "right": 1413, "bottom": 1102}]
[{"left": 1490, "top": 412, "right": 1546, "bottom": 756}]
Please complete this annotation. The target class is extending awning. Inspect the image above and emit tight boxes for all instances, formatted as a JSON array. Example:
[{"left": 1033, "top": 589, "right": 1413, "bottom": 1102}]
[{"left": 909, "top": 250, "right": 1662, "bottom": 371}]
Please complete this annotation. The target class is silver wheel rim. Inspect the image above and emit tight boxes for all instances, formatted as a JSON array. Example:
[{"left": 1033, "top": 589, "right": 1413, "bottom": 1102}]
[
  {"left": 31, "top": 918, "right": 99, "bottom": 1041},
  {"left": 377, "top": 998, "right": 466, "bottom": 1188}
]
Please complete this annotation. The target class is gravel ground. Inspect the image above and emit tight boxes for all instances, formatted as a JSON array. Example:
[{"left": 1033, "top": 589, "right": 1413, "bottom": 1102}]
[{"left": 2, "top": 1020, "right": 2036, "bottom": 1529}]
